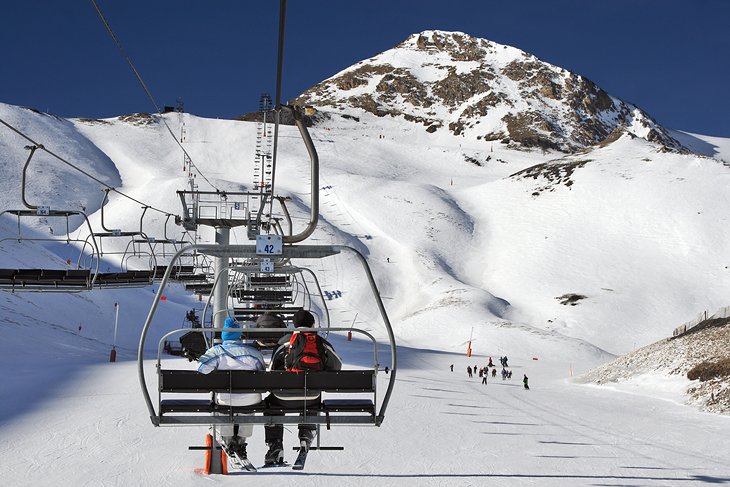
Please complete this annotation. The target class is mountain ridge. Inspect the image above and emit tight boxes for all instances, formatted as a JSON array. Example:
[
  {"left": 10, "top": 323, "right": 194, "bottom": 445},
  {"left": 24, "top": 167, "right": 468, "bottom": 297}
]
[{"left": 292, "top": 30, "right": 685, "bottom": 153}]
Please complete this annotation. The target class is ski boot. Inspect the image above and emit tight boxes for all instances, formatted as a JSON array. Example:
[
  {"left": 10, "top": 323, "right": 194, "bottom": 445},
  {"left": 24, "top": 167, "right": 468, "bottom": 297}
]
[
  {"left": 264, "top": 440, "right": 285, "bottom": 466},
  {"left": 299, "top": 429, "right": 315, "bottom": 451},
  {"left": 235, "top": 442, "right": 248, "bottom": 461}
]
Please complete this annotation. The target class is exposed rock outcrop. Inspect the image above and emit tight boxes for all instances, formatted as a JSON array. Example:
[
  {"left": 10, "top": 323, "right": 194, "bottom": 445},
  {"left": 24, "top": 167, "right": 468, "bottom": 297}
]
[{"left": 290, "top": 30, "right": 686, "bottom": 154}]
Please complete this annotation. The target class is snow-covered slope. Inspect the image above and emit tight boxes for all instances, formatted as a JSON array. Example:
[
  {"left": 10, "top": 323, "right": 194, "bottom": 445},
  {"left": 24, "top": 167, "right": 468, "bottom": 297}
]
[
  {"left": 576, "top": 318, "right": 730, "bottom": 415},
  {"left": 2, "top": 29, "right": 730, "bottom": 484},
  {"left": 3, "top": 81, "right": 730, "bottom": 357}
]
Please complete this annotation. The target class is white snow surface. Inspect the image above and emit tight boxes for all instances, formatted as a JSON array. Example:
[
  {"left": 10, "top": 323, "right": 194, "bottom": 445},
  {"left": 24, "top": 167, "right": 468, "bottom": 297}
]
[{"left": 1, "top": 100, "right": 730, "bottom": 484}]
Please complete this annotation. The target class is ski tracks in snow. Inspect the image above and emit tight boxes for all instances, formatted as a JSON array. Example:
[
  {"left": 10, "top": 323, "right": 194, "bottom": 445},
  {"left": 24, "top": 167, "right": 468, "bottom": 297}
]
[{"left": 398, "top": 353, "right": 730, "bottom": 485}]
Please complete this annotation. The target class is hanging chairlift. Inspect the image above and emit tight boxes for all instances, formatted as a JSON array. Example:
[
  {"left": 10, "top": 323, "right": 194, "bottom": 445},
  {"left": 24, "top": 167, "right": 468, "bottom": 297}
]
[
  {"left": 138, "top": 243, "right": 397, "bottom": 428},
  {"left": 87, "top": 190, "right": 158, "bottom": 288},
  {"left": 0, "top": 209, "right": 100, "bottom": 291},
  {"left": 151, "top": 222, "right": 205, "bottom": 282},
  {"left": 0, "top": 145, "right": 101, "bottom": 291}
]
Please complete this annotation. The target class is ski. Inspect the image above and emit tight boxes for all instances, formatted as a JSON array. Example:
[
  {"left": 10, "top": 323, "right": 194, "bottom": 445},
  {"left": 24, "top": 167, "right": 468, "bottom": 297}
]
[
  {"left": 233, "top": 454, "right": 257, "bottom": 472},
  {"left": 258, "top": 461, "right": 290, "bottom": 469},
  {"left": 227, "top": 452, "right": 257, "bottom": 472},
  {"left": 292, "top": 446, "right": 308, "bottom": 470},
  {"left": 221, "top": 441, "right": 257, "bottom": 472}
]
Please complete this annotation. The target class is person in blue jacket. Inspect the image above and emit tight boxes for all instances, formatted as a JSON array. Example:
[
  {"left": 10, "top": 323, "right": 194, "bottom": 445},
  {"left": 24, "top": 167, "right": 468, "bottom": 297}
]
[{"left": 198, "top": 317, "right": 265, "bottom": 464}]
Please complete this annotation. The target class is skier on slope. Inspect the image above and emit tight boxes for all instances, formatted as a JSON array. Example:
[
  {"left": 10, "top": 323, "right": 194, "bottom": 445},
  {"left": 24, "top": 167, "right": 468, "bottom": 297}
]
[
  {"left": 263, "top": 309, "right": 342, "bottom": 467},
  {"left": 197, "top": 317, "right": 265, "bottom": 468},
  {"left": 523, "top": 374, "right": 530, "bottom": 390}
]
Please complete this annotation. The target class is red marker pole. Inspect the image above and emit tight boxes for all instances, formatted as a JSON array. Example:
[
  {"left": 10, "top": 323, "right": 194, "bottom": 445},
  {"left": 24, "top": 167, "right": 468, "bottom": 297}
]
[
  {"left": 347, "top": 313, "right": 358, "bottom": 341},
  {"left": 466, "top": 327, "right": 473, "bottom": 357}
]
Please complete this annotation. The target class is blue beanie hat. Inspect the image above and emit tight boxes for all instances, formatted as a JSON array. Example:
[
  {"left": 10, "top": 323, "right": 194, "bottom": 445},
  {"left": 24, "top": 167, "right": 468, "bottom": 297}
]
[{"left": 221, "top": 317, "right": 241, "bottom": 341}]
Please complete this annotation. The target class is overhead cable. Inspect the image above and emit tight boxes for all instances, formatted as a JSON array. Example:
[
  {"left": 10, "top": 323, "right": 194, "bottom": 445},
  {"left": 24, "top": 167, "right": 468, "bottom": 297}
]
[
  {"left": 90, "top": 0, "right": 221, "bottom": 192},
  {"left": 0, "top": 115, "right": 177, "bottom": 218}
]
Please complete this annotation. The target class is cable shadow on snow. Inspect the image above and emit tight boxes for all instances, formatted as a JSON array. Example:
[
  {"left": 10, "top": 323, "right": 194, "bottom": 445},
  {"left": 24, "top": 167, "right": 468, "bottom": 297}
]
[
  {"left": 538, "top": 440, "right": 596, "bottom": 446},
  {"left": 472, "top": 420, "right": 542, "bottom": 426},
  {"left": 420, "top": 387, "right": 464, "bottom": 394},
  {"left": 250, "top": 472, "right": 730, "bottom": 483}
]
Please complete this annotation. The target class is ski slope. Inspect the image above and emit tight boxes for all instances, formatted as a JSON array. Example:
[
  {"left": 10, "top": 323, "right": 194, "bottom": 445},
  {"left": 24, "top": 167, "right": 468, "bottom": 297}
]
[
  {"left": 2, "top": 345, "right": 729, "bottom": 485},
  {"left": 2, "top": 100, "right": 730, "bottom": 485}
]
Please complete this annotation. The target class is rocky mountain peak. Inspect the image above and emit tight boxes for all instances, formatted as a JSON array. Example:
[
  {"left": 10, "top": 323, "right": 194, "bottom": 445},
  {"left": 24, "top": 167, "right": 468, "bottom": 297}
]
[{"left": 292, "top": 30, "right": 685, "bottom": 153}]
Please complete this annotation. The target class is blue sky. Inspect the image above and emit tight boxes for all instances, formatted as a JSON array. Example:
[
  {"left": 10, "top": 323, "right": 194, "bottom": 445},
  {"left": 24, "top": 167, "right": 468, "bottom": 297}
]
[{"left": 2, "top": 0, "right": 728, "bottom": 136}]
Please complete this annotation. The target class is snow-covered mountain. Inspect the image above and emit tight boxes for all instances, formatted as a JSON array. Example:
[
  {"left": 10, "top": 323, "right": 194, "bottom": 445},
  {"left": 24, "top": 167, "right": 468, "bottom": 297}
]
[
  {"left": 293, "top": 30, "right": 685, "bottom": 153},
  {"left": 2, "top": 28, "right": 730, "bottom": 359},
  {"left": 1, "top": 29, "right": 730, "bottom": 485}
]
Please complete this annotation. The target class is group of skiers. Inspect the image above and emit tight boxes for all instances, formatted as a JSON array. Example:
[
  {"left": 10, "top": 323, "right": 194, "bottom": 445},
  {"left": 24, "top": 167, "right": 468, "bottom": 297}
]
[
  {"left": 196, "top": 309, "right": 341, "bottom": 469},
  {"left": 454, "top": 356, "right": 529, "bottom": 389}
]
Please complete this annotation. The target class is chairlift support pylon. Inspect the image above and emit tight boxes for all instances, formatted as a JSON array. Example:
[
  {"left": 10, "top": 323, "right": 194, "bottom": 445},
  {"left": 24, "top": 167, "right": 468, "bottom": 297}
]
[{"left": 134, "top": 0, "right": 397, "bottom": 446}]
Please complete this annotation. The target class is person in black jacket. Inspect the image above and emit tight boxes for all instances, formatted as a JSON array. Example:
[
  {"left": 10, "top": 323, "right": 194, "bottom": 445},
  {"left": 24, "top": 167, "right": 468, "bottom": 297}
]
[
  {"left": 254, "top": 311, "right": 288, "bottom": 349},
  {"left": 263, "top": 309, "right": 342, "bottom": 466}
]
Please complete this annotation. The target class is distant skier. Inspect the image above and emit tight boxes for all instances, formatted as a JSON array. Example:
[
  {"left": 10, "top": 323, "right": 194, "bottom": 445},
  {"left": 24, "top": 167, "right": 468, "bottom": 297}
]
[
  {"left": 491, "top": 367, "right": 497, "bottom": 378},
  {"left": 523, "top": 374, "right": 529, "bottom": 390},
  {"left": 450, "top": 364, "right": 454, "bottom": 372},
  {"left": 481, "top": 372, "right": 487, "bottom": 385},
  {"left": 467, "top": 366, "right": 472, "bottom": 378},
  {"left": 487, "top": 357, "right": 493, "bottom": 367}
]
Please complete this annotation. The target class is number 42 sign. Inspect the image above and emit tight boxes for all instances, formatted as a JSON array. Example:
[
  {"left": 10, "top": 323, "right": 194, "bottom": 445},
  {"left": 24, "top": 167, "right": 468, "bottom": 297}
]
[{"left": 256, "top": 234, "right": 283, "bottom": 256}]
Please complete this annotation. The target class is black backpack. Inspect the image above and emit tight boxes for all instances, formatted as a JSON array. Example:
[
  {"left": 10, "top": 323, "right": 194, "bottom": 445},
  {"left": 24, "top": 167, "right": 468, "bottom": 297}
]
[{"left": 284, "top": 332, "right": 326, "bottom": 371}]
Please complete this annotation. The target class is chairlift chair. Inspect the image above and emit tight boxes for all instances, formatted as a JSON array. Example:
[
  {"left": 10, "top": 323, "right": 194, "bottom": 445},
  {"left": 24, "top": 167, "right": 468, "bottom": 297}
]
[
  {"left": 0, "top": 209, "right": 100, "bottom": 292},
  {"left": 138, "top": 243, "right": 396, "bottom": 428}
]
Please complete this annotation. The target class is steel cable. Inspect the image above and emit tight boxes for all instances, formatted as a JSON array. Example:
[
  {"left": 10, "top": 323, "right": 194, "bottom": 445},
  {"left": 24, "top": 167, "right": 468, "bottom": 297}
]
[
  {"left": 90, "top": 0, "right": 221, "bottom": 192},
  {"left": 0, "top": 115, "right": 177, "bottom": 217}
]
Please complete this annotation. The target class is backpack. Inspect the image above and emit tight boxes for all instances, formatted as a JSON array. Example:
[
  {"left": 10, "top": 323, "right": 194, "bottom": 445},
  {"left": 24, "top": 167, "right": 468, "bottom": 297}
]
[{"left": 285, "top": 331, "right": 326, "bottom": 371}]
